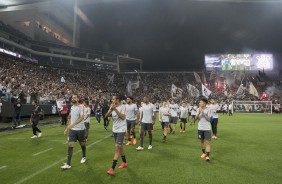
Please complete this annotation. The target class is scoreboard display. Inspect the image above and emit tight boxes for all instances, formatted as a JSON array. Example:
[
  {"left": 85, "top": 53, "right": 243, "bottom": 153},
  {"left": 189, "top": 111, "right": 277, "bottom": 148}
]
[{"left": 205, "top": 54, "right": 273, "bottom": 71}]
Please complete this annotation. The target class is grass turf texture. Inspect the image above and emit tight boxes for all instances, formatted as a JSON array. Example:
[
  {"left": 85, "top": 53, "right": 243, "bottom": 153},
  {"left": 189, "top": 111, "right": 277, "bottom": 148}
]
[{"left": 0, "top": 114, "right": 282, "bottom": 184}]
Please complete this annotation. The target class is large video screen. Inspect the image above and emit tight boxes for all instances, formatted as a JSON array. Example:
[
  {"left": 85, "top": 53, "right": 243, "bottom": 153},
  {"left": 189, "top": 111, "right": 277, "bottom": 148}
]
[{"left": 205, "top": 54, "right": 273, "bottom": 71}]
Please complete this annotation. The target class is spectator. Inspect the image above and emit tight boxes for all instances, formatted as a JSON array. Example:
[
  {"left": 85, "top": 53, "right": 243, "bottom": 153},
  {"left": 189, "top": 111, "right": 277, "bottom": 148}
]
[{"left": 12, "top": 98, "right": 22, "bottom": 127}]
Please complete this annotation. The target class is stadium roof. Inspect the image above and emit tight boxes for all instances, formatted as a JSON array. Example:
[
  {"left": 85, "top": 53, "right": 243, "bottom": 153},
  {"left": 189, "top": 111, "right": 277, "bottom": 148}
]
[{"left": 0, "top": 0, "right": 135, "bottom": 8}]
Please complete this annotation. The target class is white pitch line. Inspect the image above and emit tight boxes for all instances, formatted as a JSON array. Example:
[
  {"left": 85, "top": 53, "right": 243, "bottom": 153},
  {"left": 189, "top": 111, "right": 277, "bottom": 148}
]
[
  {"left": 32, "top": 148, "right": 53, "bottom": 156},
  {"left": 15, "top": 134, "right": 112, "bottom": 184},
  {"left": 0, "top": 165, "right": 7, "bottom": 170}
]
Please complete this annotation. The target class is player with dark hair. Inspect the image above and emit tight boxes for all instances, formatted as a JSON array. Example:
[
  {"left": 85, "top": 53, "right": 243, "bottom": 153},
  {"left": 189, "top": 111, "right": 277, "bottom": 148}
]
[
  {"left": 209, "top": 99, "right": 220, "bottom": 139},
  {"left": 105, "top": 95, "right": 128, "bottom": 175},
  {"left": 61, "top": 94, "right": 86, "bottom": 169},
  {"left": 159, "top": 101, "right": 171, "bottom": 142},
  {"left": 195, "top": 98, "right": 212, "bottom": 161},
  {"left": 83, "top": 100, "right": 91, "bottom": 141},
  {"left": 136, "top": 96, "right": 156, "bottom": 151},
  {"left": 169, "top": 100, "right": 179, "bottom": 134},
  {"left": 125, "top": 96, "right": 138, "bottom": 145},
  {"left": 179, "top": 102, "right": 188, "bottom": 133}
]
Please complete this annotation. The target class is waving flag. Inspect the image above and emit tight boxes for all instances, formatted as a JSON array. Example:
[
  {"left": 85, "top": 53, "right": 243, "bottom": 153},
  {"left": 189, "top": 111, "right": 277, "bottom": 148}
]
[
  {"left": 194, "top": 72, "right": 202, "bottom": 83},
  {"left": 249, "top": 82, "right": 259, "bottom": 98},
  {"left": 201, "top": 84, "right": 212, "bottom": 98},
  {"left": 187, "top": 84, "right": 200, "bottom": 98}
]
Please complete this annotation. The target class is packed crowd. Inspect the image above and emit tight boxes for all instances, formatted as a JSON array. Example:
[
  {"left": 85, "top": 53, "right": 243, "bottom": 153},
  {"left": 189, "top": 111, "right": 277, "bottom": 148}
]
[{"left": 1, "top": 54, "right": 282, "bottom": 107}]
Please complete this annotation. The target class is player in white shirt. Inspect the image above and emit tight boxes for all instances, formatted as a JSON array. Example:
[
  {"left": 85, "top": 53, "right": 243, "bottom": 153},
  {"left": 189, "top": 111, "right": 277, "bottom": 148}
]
[
  {"left": 209, "top": 99, "right": 220, "bottom": 139},
  {"left": 105, "top": 95, "right": 128, "bottom": 175},
  {"left": 223, "top": 104, "right": 228, "bottom": 115},
  {"left": 179, "top": 102, "right": 188, "bottom": 133},
  {"left": 125, "top": 97, "right": 138, "bottom": 146},
  {"left": 136, "top": 97, "right": 156, "bottom": 151},
  {"left": 83, "top": 100, "right": 91, "bottom": 141},
  {"left": 195, "top": 98, "right": 212, "bottom": 161},
  {"left": 61, "top": 94, "right": 85, "bottom": 169},
  {"left": 169, "top": 100, "right": 179, "bottom": 134},
  {"left": 159, "top": 101, "right": 171, "bottom": 142},
  {"left": 187, "top": 103, "right": 192, "bottom": 122},
  {"left": 228, "top": 103, "right": 233, "bottom": 116},
  {"left": 0, "top": 99, "right": 2, "bottom": 121},
  {"left": 191, "top": 104, "right": 198, "bottom": 125}
]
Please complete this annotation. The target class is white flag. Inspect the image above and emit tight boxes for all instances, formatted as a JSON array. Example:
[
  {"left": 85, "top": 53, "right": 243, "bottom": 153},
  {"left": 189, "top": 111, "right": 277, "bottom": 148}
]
[
  {"left": 236, "top": 84, "right": 245, "bottom": 96},
  {"left": 171, "top": 84, "right": 183, "bottom": 99},
  {"left": 127, "top": 80, "right": 132, "bottom": 96},
  {"left": 194, "top": 72, "right": 202, "bottom": 83},
  {"left": 249, "top": 82, "right": 259, "bottom": 98},
  {"left": 201, "top": 84, "right": 212, "bottom": 98},
  {"left": 107, "top": 74, "right": 115, "bottom": 85},
  {"left": 137, "top": 73, "right": 141, "bottom": 81},
  {"left": 131, "top": 80, "right": 139, "bottom": 90},
  {"left": 171, "top": 84, "right": 177, "bottom": 99},
  {"left": 187, "top": 84, "right": 200, "bottom": 98}
]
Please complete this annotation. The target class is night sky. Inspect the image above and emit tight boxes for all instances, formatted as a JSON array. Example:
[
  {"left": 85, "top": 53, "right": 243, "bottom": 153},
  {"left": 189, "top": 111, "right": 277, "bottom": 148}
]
[{"left": 80, "top": 0, "right": 282, "bottom": 71}]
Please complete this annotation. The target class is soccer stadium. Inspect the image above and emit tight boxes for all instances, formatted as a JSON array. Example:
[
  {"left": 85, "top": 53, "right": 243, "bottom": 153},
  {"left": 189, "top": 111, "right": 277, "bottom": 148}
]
[{"left": 0, "top": 0, "right": 282, "bottom": 183}]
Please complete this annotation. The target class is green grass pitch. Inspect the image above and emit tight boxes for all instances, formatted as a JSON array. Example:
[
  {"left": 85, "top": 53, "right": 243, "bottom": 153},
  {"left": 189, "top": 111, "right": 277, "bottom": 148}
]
[{"left": 0, "top": 113, "right": 282, "bottom": 184}]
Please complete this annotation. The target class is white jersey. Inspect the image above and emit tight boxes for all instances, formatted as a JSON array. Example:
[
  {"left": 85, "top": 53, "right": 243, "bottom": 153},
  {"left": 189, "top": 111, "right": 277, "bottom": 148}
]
[
  {"left": 70, "top": 104, "right": 85, "bottom": 130},
  {"left": 188, "top": 105, "right": 192, "bottom": 112},
  {"left": 159, "top": 107, "right": 170, "bottom": 122},
  {"left": 191, "top": 105, "right": 197, "bottom": 116},
  {"left": 111, "top": 105, "right": 127, "bottom": 133},
  {"left": 197, "top": 108, "right": 211, "bottom": 131},
  {"left": 84, "top": 106, "right": 91, "bottom": 122},
  {"left": 140, "top": 103, "right": 155, "bottom": 124},
  {"left": 126, "top": 103, "right": 138, "bottom": 121},
  {"left": 228, "top": 104, "right": 233, "bottom": 110},
  {"left": 169, "top": 104, "right": 178, "bottom": 117},
  {"left": 179, "top": 106, "right": 188, "bottom": 119},
  {"left": 208, "top": 104, "right": 219, "bottom": 118},
  {"left": 138, "top": 107, "right": 142, "bottom": 121}
]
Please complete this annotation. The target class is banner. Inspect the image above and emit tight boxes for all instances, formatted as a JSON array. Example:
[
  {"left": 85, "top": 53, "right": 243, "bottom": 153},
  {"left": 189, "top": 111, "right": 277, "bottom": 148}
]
[
  {"left": 127, "top": 81, "right": 132, "bottom": 96},
  {"left": 249, "top": 82, "right": 259, "bottom": 98},
  {"left": 236, "top": 84, "right": 245, "bottom": 96},
  {"left": 137, "top": 73, "right": 141, "bottom": 81},
  {"left": 56, "top": 98, "right": 66, "bottom": 110},
  {"left": 171, "top": 84, "right": 183, "bottom": 99},
  {"left": 187, "top": 84, "right": 200, "bottom": 98},
  {"left": 107, "top": 74, "right": 115, "bottom": 85},
  {"left": 131, "top": 80, "right": 140, "bottom": 90},
  {"left": 201, "top": 84, "right": 212, "bottom": 98},
  {"left": 194, "top": 72, "right": 202, "bottom": 83}
]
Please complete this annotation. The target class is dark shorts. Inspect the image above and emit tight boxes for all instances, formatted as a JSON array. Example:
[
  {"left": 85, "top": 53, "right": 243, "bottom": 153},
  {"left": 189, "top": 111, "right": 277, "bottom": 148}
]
[
  {"left": 32, "top": 120, "right": 39, "bottom": 128},
  {"left": 180, "top": 118, "right": 187, "bottom": 123},
  {"left": 198, "top": 130, "right": 211, "bottom": 140},
  {"left": 169, "top": 117, "right": 177, "bottom": 124},
  {"left": 113, "top": 132, "right": 126, "bottom": 145},
  {"left": 126, "top": 120, "right": 136, "bottom": 131},
  {"left": 84, "top": 122, "right": 90, "bottom": 129},
  {"left": 161, "top": 122, "right": 169, "bottom": 129},
  {"left": 212, "top": 118, "right": 218, "bottom": 125},
  {"left": 188, "top": 112, "right": 191, "bottom": 116},
  {"left": 68, "top": 129, "right": 86, "bottom": 142},
  {"left": 141, "top": 123, "right": 153, "bottom": 131}
]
